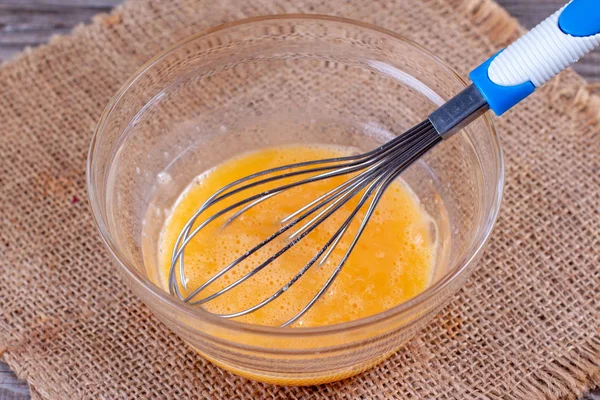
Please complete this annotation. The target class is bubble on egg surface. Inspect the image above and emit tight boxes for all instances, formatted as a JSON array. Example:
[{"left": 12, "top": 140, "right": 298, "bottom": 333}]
[{"left": 157, "top": 143, "right": 435, "bottom": 327}]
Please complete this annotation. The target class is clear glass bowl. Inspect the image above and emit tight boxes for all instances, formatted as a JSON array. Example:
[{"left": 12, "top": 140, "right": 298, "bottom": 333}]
[{"left": 87, "top": 16, "right": 503, "bottom": 385}]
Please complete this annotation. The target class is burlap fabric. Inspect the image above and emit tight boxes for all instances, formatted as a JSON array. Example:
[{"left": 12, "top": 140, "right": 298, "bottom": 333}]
[{"left": 1, "top": 0, "right": 599, "bottom": 398}]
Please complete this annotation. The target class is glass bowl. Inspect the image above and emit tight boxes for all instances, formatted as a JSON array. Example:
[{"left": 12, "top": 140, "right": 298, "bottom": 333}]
[{"left": 87, "top": 15, "right": 503, "bottom": 385}]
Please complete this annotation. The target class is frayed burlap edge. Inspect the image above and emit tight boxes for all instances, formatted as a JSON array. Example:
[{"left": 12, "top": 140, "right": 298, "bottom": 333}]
[
  {"left": 3, "top": 0, "right": 598, "bottom": 128},
  {"left": 450, "top": 1, "right": 600, "bottom": 398},
  {"left": 1, "top": 0, "right": 599, "bottom": 399}
]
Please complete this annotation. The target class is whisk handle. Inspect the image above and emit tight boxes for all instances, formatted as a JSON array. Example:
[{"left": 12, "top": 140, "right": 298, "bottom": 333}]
[{"left": 469, "top": 0, "right": 600, "bottom": 116}]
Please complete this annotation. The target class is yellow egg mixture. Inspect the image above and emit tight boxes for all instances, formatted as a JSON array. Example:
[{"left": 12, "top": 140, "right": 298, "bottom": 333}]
[{"left": 157, "top": 145, "right": 435, "bottom": 327}]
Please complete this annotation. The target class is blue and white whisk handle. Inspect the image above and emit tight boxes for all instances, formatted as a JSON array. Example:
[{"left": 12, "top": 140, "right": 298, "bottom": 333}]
[{"left": 470, "top": 0, "right": 600, "bottom": 116}]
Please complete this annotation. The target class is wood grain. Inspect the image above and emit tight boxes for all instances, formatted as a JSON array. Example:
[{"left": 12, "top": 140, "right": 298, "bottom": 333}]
[
  {"left": 1, "top": 362, "right": 29, "bottom": 400},
  {"left": 0, "top": 0, "right": 119, "bottom": 62},
  {"left": 0, "top": 0, "right": 597, "bottom": 81},
  {"left": 0, "top": 1, "right": 598, "bottom": 399}
]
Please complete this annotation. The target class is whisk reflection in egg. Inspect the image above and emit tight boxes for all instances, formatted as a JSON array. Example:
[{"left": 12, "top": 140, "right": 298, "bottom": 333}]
[{"left": 169, "top": 120, "right": 442, "bottom": 326}]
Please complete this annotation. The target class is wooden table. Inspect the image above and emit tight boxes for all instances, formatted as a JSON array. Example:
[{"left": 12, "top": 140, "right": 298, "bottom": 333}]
[{"left": 0, "top": 1, "right": 598, "bottom": 399}]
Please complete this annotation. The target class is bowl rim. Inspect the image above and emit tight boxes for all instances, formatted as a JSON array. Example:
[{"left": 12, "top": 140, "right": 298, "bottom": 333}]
[{"left": 87, "top": 14, "right": 504, "bottom": 338}]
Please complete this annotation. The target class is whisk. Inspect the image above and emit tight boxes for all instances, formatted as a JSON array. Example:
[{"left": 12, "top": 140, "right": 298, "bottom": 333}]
[{"left": 169, "top": 0, "right": 600, "bottom": 326}]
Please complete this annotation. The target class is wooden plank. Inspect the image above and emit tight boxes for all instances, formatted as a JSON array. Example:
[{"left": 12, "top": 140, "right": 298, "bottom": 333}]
[
  {"left": 0, "top": 1, "right": 598, "bottom": 399},
  {"left": 1, "top": 362, "right": 30, "bottom": 399},
  {"left": 0, "top": 0, "right": 120, "bottom": 8},
  {"left": 0, "top": 0, "right": 597, "bottom": 80},
  {"left": 0, "top": 0, "right": 116, "bottom": 62}
]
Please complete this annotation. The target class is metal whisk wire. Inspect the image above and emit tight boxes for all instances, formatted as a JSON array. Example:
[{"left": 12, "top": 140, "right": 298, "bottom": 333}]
[
  {"left": 166, "top": 1, "right": 600, "bottom": 325},
  {"left": 169, "top": 120, "right": 441, "bottom": 326}
]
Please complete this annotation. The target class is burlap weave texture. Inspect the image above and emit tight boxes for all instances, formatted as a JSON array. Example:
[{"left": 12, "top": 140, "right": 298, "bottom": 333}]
[{"left": 0, "top": 0, "right": 599, "bottom": 399}]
